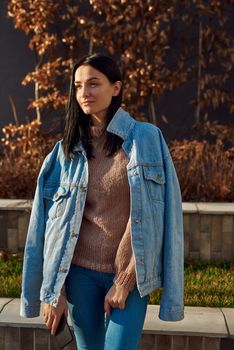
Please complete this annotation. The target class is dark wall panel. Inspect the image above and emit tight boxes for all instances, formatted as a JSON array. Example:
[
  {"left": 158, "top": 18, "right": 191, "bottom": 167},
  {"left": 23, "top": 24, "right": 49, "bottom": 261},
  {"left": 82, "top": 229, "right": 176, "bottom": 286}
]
[{"left": 0, "top": 0, "right": 34, "bottom": 130}]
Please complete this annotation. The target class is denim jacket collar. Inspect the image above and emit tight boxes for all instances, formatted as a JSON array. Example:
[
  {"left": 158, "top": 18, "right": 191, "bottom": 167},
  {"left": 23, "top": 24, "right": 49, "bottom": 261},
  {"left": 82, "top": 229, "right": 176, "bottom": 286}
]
[
  {"left": 73, "top": 107, "right": 135, "bottom": 154},
  {"left": 106, "top": 107, "right": 136, "bottom": 140}
]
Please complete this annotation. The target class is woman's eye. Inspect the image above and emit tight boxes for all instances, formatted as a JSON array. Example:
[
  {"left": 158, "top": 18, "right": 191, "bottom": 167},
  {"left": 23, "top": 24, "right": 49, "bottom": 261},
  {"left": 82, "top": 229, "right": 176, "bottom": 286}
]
[{"left": 90, "top": 83, "right": 97, "bottom": 87}]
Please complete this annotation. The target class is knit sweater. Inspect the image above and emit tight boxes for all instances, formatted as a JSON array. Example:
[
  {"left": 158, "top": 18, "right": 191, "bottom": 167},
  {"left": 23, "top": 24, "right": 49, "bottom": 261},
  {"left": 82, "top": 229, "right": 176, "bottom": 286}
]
[{"left": 72, "top": 124, "right": 136, "bottom": 291}]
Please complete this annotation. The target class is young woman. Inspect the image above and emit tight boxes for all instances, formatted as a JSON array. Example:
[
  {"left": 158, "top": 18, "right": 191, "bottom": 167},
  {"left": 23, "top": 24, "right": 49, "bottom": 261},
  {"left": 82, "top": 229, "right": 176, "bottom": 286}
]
[{"left": 20, "top": 53, "right": 184, "bottom": 350}]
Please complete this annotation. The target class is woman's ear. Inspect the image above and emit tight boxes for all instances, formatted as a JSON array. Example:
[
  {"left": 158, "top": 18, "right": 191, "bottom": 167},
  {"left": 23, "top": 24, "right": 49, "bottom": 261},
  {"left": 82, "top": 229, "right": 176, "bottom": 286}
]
[{"left": 112, "top": 81, "right": 122, "bottom": 96}]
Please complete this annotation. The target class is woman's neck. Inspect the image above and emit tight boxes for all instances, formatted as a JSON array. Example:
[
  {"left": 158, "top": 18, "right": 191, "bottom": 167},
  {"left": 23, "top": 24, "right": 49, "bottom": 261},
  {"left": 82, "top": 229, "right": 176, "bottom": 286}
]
[{"left": 90, "top": 112, "right": 108, "bottom": 127}]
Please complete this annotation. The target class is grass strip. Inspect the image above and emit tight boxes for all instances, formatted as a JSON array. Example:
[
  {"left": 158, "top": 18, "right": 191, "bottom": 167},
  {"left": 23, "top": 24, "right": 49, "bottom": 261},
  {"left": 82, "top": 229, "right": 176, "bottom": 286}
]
[
  {"left": 0, "top": 258, "right": 233, "bottom": 307},
  {"left": 149, "top": 261, "right": 234, "bottom": 307},
  {"left": 0, "top": 257, "right": 23, "bottom": 298}
]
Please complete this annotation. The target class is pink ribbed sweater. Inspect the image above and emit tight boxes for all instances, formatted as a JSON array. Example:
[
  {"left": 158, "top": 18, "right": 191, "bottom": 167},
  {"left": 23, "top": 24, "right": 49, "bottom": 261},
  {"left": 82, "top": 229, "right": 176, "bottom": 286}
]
[{"left": 72, "top": 124, "right": 136, "bottom": 291}]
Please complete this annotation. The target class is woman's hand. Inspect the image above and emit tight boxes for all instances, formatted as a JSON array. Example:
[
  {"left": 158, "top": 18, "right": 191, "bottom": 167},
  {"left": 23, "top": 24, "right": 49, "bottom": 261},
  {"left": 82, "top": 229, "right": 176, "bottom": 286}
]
[
  {"left": 104, "top": 284, "right": 129, "bottom": 317},
  {"left": 43, "top": 294, "right": 68, "bottom": 336}
]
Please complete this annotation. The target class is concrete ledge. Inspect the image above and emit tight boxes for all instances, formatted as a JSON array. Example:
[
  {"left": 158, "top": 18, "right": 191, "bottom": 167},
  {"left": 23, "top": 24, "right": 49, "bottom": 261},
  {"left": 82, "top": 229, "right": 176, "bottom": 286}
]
[
  {"left": 222, "top": 308, "right": 234, "bottom": 337},
  {"left": 0, "top": 199, "right": 233, "bottom": 214},
  {"left": 182, "top": 202, "right": 234, "bottom": 215},
  {"left": 0, "top": 299, "right": 233, "bottom": 339},
  {"left": 144, "top": 305, "right": 230, "bottom": 337},
  {"left": 0, "top": 298, "right": 47, "bottom": 329},
  {"left": 0, "top": 199, "right": 32, "bottom": 211}
]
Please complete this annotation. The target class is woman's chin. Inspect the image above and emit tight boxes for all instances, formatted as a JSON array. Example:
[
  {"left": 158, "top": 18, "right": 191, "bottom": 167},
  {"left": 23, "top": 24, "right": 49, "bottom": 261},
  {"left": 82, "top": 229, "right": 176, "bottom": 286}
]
[{"left": 82, "top": 106, "right": 94, "bottom": 115}]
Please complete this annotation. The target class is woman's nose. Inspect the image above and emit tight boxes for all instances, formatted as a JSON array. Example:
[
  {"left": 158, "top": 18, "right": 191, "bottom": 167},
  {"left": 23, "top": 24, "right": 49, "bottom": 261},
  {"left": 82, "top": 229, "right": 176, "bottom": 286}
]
[{"left": 81, "top": 85, "right": 89, "bottom": 97}]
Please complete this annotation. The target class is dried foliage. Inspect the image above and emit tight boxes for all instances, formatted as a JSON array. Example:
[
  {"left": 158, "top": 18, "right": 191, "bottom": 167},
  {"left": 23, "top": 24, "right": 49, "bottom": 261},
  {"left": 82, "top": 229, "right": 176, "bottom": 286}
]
[
  {"left": 7, "top": 0, "right": 234, "bottom": 124},
  {"left": 0, "top": 120, "right": 60, "bottom": 199},
  {"left": 7, "top": 0, "right": 91, "bottom": 120},
  {"left": 170, "top": 138, "right": 234, "bottom": 202},
  {"left": 0, "top": 120, "right": 233, "bottom": 201},
  {"left": 193, "top": 119, "right": 234, "bottom": 145},
  {"left": 170, "top": 114, "right": 234, "bottom": 202},
  {"left": 4, "top": 1, "right": 234, "bottom": 201}
]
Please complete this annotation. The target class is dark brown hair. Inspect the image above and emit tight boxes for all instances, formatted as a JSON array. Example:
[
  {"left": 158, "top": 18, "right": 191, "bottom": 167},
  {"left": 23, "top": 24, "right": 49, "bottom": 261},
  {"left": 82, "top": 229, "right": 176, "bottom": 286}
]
[{"left": 62, "top": 53, "right": 123, "bottom": 160}]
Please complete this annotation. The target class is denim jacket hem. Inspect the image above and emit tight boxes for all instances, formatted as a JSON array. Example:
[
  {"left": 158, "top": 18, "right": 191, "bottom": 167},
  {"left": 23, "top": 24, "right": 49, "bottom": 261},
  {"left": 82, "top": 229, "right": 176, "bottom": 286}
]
[{"left": 137, "top": 278, "right": 162, "bottom": 297}]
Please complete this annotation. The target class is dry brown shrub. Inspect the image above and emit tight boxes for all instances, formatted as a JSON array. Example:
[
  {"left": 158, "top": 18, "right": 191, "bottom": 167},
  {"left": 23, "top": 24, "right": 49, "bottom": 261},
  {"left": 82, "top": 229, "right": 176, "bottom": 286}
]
[
  {"left": 0, "top": 120, "right": 60, "bottom": 199},
  {"left": 170, "top": 139, "right": 234, "bottom": 202},
  {"left": 1, "top": 120, "right": 233, "bottom": 202}
]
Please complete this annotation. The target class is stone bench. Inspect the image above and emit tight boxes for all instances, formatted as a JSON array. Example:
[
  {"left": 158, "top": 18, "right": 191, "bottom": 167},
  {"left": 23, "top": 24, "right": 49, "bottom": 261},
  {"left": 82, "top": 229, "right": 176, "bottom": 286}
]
[{"left": 0, "top": 298, "right": 233, "bottom": 350}]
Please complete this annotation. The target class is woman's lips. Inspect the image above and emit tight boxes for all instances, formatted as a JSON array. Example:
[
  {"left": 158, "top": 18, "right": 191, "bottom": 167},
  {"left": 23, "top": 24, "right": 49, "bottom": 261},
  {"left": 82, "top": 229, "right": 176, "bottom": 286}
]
[{"left": 82, "top": 101, "right": 94, "bottom": 105}]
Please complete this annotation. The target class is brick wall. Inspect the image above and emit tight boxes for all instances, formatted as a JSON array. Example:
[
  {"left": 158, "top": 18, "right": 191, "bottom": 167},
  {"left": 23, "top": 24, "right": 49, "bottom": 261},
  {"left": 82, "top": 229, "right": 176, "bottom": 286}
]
[
  {"left": 0, "top": 209, "right": 30, "bottom": 252},
  {"left": 0, "top": 326, "right": 233, "bottom": 350},
  {"left": 184, "top": 213, "right": 234, "bottom": 261},
  {"left": 140, "top": 334, "right": 234, "bottom": 350},
  {"left": 0, "top": 201, "right": 234, "bottom": 262}
]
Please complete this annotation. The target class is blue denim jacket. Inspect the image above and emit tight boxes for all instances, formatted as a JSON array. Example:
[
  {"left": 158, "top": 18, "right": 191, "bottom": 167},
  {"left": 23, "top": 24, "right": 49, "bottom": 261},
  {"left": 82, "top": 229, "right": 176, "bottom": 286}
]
[{"left": 20, "top": 107, "right": 184, "bottom": 321}]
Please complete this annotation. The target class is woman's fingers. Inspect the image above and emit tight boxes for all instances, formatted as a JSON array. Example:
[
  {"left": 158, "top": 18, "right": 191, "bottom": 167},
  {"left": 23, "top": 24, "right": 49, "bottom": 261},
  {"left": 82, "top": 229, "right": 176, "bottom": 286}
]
[
  {"left": 43, "top": 299, "right": 67, "bottom": 335},
  {"left": 111, "top": 299, "right": 125, "bottom": 309},
  {"left": 104, "top": 284, "right": 129, "bottom": 316},
  {"left": 46, "top": 314, "right": 54, "bottom": 330},
  {"left": 51, "top": 315, "right": 61, "bottom": 336},
  {"left": 104, "top": 299, "right": 111, "bottom": 317},
  {"left": 44, "top": 311, "right": 62, "bottom": 335},
  {"left": 43, "top": 305, "right": 52, "bottom": 326}
]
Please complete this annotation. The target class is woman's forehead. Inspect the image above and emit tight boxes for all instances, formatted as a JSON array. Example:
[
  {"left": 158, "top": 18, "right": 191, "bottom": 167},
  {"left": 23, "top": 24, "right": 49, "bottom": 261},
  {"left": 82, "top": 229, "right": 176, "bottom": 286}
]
[{"left": 74, "top": 65, "right": 104, "bottom": 82}]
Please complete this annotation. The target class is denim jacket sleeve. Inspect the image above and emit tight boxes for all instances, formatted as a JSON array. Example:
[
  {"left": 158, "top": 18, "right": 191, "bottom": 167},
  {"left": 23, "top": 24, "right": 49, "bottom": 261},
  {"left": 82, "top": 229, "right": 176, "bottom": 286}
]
[
  {"left": 158, "top": 132, "right": 184, "bottom": 321},
  {"left": 20, "top": 156, "right": 49, "bottom": 317}
]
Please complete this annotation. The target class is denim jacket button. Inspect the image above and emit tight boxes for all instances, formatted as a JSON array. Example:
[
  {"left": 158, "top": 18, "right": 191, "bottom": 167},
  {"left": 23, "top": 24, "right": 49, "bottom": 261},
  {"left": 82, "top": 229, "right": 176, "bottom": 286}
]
[
  {"left": 52, "top": 297, "right": 57, "bottom": 305},
  {"left": 135, "top": 219, "right": 140, "bottom": 224},
  {"left": 54, "top": 193, "right": 59, "bottom": 199},
  {"left": 60, "top": 267, "right": 67, "bottom": 273},
  {"left": 71, "top": 231, "right": 78, "bottom": 238},
  {"left": 80, "top": 187, "right": 87, "bottom": 192}
]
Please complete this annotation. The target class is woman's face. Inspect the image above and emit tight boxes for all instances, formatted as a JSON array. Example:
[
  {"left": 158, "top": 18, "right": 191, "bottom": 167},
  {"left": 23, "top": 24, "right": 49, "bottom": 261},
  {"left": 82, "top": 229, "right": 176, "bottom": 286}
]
[{"left": 74, "top": 64, "right": 121, "bottom": 123}]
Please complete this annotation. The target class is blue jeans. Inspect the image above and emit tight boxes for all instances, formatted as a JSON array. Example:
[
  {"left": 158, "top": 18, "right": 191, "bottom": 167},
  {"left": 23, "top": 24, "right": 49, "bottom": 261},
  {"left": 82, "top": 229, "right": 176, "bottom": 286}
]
[{"left": 65, "top": 265, "right": 148, "bottom": 350}]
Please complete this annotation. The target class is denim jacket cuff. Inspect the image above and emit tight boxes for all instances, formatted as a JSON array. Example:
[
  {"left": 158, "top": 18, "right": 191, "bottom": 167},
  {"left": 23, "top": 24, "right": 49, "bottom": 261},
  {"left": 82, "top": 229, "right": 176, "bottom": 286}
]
[
  {"left": 20, "top": 301, "right": 41, "bottom": 318},
  {"left": 159, "top": 306, "right": 184, "bottom": 321}
]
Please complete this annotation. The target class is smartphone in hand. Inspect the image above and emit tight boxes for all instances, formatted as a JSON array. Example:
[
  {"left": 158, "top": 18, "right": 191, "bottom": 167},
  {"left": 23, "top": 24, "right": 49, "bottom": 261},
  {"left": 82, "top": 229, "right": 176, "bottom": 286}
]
[{"left": 54, "top": 313, "right": 73, "bottom": 349}]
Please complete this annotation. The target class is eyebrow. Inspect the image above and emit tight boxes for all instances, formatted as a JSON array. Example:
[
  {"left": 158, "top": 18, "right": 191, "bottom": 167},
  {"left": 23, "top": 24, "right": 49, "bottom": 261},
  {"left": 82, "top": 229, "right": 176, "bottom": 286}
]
[{"left": 74, "top": 77, "right": 100, "bottom": 85}]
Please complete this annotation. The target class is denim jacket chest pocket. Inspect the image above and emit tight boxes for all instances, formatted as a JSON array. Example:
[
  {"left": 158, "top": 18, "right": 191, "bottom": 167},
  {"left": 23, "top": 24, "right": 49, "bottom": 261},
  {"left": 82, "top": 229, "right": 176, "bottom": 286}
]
[
  {"left": 142, "top": 166, "right": 166, "bottom": 203},
  {"left": 43, "top": 184, "right": 70, "bottom": 220}
]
